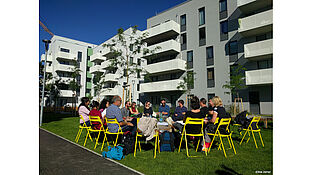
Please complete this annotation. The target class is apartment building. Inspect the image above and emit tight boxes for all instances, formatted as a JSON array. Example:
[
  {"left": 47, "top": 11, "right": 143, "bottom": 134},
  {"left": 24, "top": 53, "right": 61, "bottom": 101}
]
[
  {"left": 143, "top": 0, "right": 273, "bottom": 114},
  {"left": 89, "top": 28, "right": 145, "bottom": 104},
  {"left": 41, "top": 35, "right": 96, "bottom": 107}
]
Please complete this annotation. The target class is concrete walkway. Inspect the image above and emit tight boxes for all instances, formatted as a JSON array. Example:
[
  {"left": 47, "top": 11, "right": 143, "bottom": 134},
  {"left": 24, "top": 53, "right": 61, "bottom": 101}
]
[{"left": 40, "top": 128, "right": 142, "bottom": 175}]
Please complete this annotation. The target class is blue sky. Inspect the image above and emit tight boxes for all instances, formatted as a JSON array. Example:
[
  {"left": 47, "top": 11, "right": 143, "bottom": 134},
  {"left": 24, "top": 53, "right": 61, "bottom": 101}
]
[{"left": 39, "top": 0, "right": 187, "bottom": 60}]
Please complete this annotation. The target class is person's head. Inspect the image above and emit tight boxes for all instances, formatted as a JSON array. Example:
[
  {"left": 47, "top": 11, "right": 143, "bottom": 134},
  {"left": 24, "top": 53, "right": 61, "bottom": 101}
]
[
  {"left": 99, "top": 99, "right": 110, "bottom": 110},
  {"left": 208, "top": 99, "right": 214, "bottom": 107},
  {"left": 145, "top": 101, "right": 151, "bottom": 108},
  {"left": 178, "top": 99, "right": 184, "bottom": 107},
  {"left": 112, "top": 96, "right": 122, "bottom": 107},
  {"left": 190, "top": 96, "right": 200, "bottom": 110},
  {"left": 125, "top": 101, "right": 130, "bottom": 108},
  {"left": 79, "top": 97, "right": 90, "bottom": 109},
  {"left": 199, "top": 98, "right": 207, "bottom": 107},
  {"left": 212, "top": 96, "right": 223, "bottom": 107},
  {"left": 131, "top": 102, "right": 136, "bottom": 108},
  {"left": 91, "top": 100, "right": 100, "bottom": 110},
  {"left": 161, "top": 99, "right": 166, "bottom": 106}
]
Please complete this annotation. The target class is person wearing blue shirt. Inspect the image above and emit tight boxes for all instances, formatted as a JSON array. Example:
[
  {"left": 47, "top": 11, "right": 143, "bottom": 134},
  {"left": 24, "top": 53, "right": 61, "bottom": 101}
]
[
  {"left": 158, "top": 99, "right": 170, "bottom": 118},
  {"left": 173, "top": 99, "right": 187, "bottom": 121}
]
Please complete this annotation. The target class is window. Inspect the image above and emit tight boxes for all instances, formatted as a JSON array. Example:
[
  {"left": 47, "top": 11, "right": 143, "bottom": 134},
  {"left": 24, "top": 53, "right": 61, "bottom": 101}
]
[
  {"left": 137, "top": 70, "right": 141, "bottom": 78},
  {"left": 77, "top": 51, "right": 82, "bottom": 62},
  {"left": 229, "top": 41, "right": 238, "bottom": 55},
  {"left": 220, "top": 21, "right": 228, "bottom": 34},
  {"left": 206, "top": 46, "right": 214, "bottom": 66},
  {"left": 138, "top": 58, "right": 141, "bottom": 66},
  {"left": 60, "top": 48, "right": 70, "bottom": 53},
  {"left": 187, "top": 71, "right": 194, "bottom": 89},
  {"left": 199, "top": 7, "right": 205, "bottom": 25},
  {"left": 208, "top": 93, "right": 215, "bottom": 100},
  {"left": 219, "top": 0, "right": 227, "bottom": 12},
  {"left": 256, "top": 34, "right": 267, "bottom": 42},
  {"left": 257, "top": 59, "right": 273, "bottom": 69},
  {"left": 129, "top": 44, "right": 133, "bottom": 51},
  {"left": 181, "top": 33, "right": 187, "bottom": 51},
  {"left": 207, "top": 68, "right": 215, "bottom": 88},
  {"left": 187, "top": 51, "right": 193, "bottom": 69},
  {"left": 137, "top": 46, "right": 141, "bottom": 53},
  {"left": 130, "top": 57, "right": 133, "bottom": 65},
  {"left": 199, "top": 27, "right": 206, "bottom": 46},
  {"left": 137, "top": 84, "right": 140, "bottom": 91},
  {"left": 180, "top": 14, "right": 186, "bottom": 32}
]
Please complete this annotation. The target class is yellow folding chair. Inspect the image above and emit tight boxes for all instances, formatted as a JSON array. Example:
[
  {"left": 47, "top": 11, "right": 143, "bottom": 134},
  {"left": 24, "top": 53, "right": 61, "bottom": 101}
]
[
  {"left": 84, "top": 116, "right": 107, "bottom": 150},
  {"left": 239, "top": 116, "right": 264, "bottom": 148},
  {"left": 207, "top": 118, "right": 236, "bottom": 158},
  {"left": 75, "top": 115, "right": 92, "bottom": 143},
  {"left": 178, "top": 118, "right": 207, "bottom": 157},
  {"left": 134, "top": 118, "right": 160, "bottom": 158},
  {"left": 104, "top": 118, "right": 123, "bottom": 147}
]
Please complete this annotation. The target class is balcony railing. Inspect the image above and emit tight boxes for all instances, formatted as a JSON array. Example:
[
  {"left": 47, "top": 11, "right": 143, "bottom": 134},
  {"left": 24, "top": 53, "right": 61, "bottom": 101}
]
[
  {"left": 238, "top": 0, "right": 273, "bottom": 14},
  {"left": 90, "top": 52, "right": 105, "bottom": 62},
  {"left": 244, "top": 39, "right": 273, "bottom": 60},
  {"left": 104, "top": 73, "right": 118, "bottom": 82},
  {"left": 55, "top": 64, "right": 75, "bottom": 72},
  {"left": 60, "top": 90, "right": 74, "bottom": 98},
  {"left": 90, "top": 65, "right": 104, "bottom": 74},
  {"left": 142, "top": 39, "right": 180, "bottom": 59},
  {"left": 245, "top": 68, "right": 273, "bottom": 85},
  {"left": 140, "top": 79, "right": 183, "bottom": 93},
  {"left": 56, "top": 52, "right": 76, "bottom": 61},
  {"left": 143, "top": 59, "right": 186, "bottom": 75}
]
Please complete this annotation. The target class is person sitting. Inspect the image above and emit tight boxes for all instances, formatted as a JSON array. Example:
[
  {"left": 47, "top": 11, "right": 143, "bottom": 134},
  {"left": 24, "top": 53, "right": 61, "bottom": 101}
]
[
  {"left": 200, "top": 98, "right": 214, "bottom": 126},
  {"left": 143, "top": 101, "right": 153, "bottom": 117},
  {"left": 78, "top": 97, "right": 91, "bottom": 127},
  {"left": 121, "top": 101, "right": 131, "bottom": 119},
  {"left": 173, "top": 99, "right": 187, "bottom": 121},
  {"left": 158, "top": 99, "right": 170, "bottom": 119},
  {"left": 89, "top": 100, "right": 103, "bottom": 130},
  {"left": 183, "top": 96, "right": 205, "bottom": 134},
  {"left": 99, "top": 99, "right": 110, "bottom": 126},
  {"left": 106, "top": 96, "right": 137, "bottom": 136},
  {"left": 129, "top": 102, "right": 142, "bottom": 118}
]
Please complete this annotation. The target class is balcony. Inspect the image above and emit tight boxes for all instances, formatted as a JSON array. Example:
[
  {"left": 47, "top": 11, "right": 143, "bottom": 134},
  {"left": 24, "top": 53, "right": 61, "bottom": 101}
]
[
  {"left": 60, "top": 90, "right": 74, "bottom": 98},
  {"left": 102, "top": 46, "right": 115, "bottom": 58},
  {"left": 144, "top": 20, "right": 180, "bottom": 45},
  {"left": 41, "top": 54, "right": 52, "bottom": 62},
  {"left": 244, "top": 39, "right": 273, "bottom": 60},
  {"left": 101, "top": 60, "right": 113, "bottom": 69},
  {"left": 90, "top": 52, "right": 105, "bottom": 62},
  {"left": 55, "top": 64, "right": 75, "bottom": 72},
  {"left": 46, "top": 66, "right": 53, "bottom": 73},
  {"left": 140, "top": 79, "right": 183, "bottom": 93},
  {"left": 245, "top": 68, "right": 272, "bottom": 85},
  {"left": 59, "top": 77, "right": 74, "bottom": 83},
  {"left": 56, "top": 52, "right": 76, "bottom": 61},
  {"left": 90, "top": 65, "right": 104, "bottom": 74},
  {"left": 104, "top": 73, "right": 118, "bottom": 82},
  {"left": 101, "top": 88, "right": 119, "bottom": 96},
  {"left": 238, "top": 9, "right": 273, "bottom": 37},
  {"left": 144, "top": 59, "right": 186, "bottom": 75},
  {"left": 238, "top": 0, "right": 273, "bottom": 14},
  {"left": 142, "top": 40, "right": 180, "bottom": 59}
]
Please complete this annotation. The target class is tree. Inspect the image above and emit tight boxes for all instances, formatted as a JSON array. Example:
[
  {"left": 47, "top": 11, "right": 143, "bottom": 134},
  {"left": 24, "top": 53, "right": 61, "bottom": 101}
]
[
  {"left": 222, "top": 64, "right": 247, "bottom": 114},
  {"left": 177, "top": 64, "right": 196, "bottom": 108},
  {"left": 92, "top": 71, "right": 105, "bottom": 102},
  {"left": 102, "top": 25, "right": 160, "bottom": 102},
  {"left": 39, "top": 61, "right": 53, "bottom": 106},
  {"left": 48, "top": 77, "right": 61, "bottom": 110},
  {"left": 68, "top": 60, "right": 82, "bottom": 115}
]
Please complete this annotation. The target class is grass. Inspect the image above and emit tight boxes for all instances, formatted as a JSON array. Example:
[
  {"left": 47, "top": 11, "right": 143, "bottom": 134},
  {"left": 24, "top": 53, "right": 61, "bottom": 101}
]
[{"left": 41, "top": 112, "right": 273, "bottom": 175}]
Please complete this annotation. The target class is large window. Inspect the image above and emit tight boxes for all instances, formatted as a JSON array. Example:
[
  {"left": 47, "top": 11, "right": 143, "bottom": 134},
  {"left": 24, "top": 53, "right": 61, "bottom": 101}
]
[
  {"left": 187, "top": 51, "right": 193, "bottom": 69},
  {"left": 181, "top": 33, "right": 187, "bottom": 51},
  {"left": 208, "top": 93, "right": 215, "bottom": 100},
  {"left": 77, "top": 51, "right": 82, "bottom": 62},
  {"left": 220, "top": 21, "right": 228, "bottom": 34},
  {"left": 257, "top": 59, "right": 273, "bottom": 69},
  {"left": 229, "top": 41, "right": 238, "bottom": 55},
  {"left": 219, "top": 0, "right": 227, "bottom": 12},
  {"left": 130, "top": 57, "right": 133, "bottom": 65},
  {"left": 206, "top": 46, "right": 214, "bottom": 66},
  {"left": 180, "top": 14, "right": 186, "bottom": 32},
  {"left": 129, "top": 44, "right": 133, "bottom": 51},
  {"left": 199, "top": 27, "right": 206, "bottom": 46},
  {"left": 207, "top": 68, "right": 215, "bottom": 88},
  {"left": 199, "top": 7, "right": 205, "bottom": 26},
  {"left": 60, "top": 48, "right": 70, "bottom": 53}
]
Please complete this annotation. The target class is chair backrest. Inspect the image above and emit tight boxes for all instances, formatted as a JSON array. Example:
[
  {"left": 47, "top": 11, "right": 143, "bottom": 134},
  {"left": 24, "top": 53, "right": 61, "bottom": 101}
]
[
  {"left": 214, "top": 117, "right": 219, "bottom": 125},
  {"left": 89, "top": 115, "right": 103, "bottom": 125},
  {"left": 215, "top": 118, "right": 231, "bottom": 132},
  {"left": 248, "top": 116, "right": 261, "bottom": 129},
  {"left": 184, "top": 118, "right": 204, "bottom": 134},
  {"left": 105, "top": 118, "right": 122, "bottom": 132},
  {"left": 80, "top": 115, "right": 89, "bottom": 127}
]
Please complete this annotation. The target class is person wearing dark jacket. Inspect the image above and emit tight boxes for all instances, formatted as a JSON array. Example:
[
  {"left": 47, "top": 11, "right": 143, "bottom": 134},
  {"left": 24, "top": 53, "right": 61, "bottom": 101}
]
[
  {"left": 143, "top": 101, "right": 153, "bottom": 117},
  {"left": 173, "top": 99, "right": 187, "bottom": 121}
]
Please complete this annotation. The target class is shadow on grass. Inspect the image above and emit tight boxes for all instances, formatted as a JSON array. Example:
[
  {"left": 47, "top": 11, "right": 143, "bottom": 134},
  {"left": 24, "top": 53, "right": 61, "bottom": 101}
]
[
  {"left": 215, "top": 164, "right": 242, "bottom": 175},
  {"left": 42, "top": 112, "right": 77, "bottom": 123}
]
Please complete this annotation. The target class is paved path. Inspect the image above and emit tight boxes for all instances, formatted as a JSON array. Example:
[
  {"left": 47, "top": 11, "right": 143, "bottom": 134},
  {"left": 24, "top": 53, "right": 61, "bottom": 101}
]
[{"left": 40, "top": 128, "right": 142, "bottom": 175}]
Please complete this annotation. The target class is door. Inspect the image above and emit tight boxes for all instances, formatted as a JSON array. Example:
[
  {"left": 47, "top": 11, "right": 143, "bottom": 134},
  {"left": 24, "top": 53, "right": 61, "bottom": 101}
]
[{"left": 249, "top": 91, "right": 260, "bottom": 114}]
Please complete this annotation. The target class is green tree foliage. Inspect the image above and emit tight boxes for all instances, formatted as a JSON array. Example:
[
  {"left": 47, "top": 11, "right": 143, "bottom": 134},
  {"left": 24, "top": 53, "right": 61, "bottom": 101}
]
[
  {"left": 68, "top": 61, "right": 82, "bottom": 113},
  {"left": 222, "top": 64, "right": 247, "bottom": 99}
]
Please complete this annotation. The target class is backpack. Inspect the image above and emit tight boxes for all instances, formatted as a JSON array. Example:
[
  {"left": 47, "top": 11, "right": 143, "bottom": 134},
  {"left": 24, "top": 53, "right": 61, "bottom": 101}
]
[
  {"left": 234, "top": 111, "right": 247, "bottom": 125},
  {"left": 119, "top": 132, "right": 135, "bottom": 155},
  {"left": 102, "top": 146, "right": 124, "bottom": 160},
  {"left": 160, "top": 131, "right": 175, "bottom": 152}
]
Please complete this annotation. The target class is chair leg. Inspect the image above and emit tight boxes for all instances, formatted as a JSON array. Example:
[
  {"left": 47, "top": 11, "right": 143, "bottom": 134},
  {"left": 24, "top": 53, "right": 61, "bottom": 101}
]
[
  {"left": 195, "top": 137, "right": 200, "bottom": 152},
  {"left": 101, "top": 133, "right": 107, "bottom": 151},
  {"left": 251, "top": 130, "right": 258, "bottom": 148},
  {"left": 185, "top": 134, "right": 189, "bottom": 157},
  {"left": 239, "top": 129, "right": 248, "bottom": 145},
  {"left": 178, "top": 131, "right": 184, "bottom": 153},
  {"left": 139, "top": 141, "right": 142, "bottom": 152},
  {"left": 246, "top": 130, "right": 251, "bottom": 143},
  {"left": 227, "top": 136, "right": 232, "bottom": 149},
  {"left": 203, "top": 135, "right": 207, "bottom": 156},
  {"left": 94, "top": 132, "right": 101, "bottom": 149},
  {"left": 114, "top": 134, "right": 119, "bottom": 146},
  {"left": 258, "top": 131, "right": 264, "bottom": 147},
  {"left": 230, "top": 135, "right": 236, "bottom": 155},
  {"left": 158, "top": 135, "right": 160, "bottom": 153},
  {"left": 84, "top": 131, "right": 89, "bottom": 146},
  {"left": 134, "top": 134, "right": 138, "bottom": 157},
  {"left": 154, "top": 135, "right": 157, "bottom": 159},
  {"left": 75, "top": 128, "right": 81, "bottom": 143},
  {"left": 219, "top": 135, "right": 227, "bottom": 158},
  {"left": 208, "top": 134, "right": 217, "bottom": 153}
]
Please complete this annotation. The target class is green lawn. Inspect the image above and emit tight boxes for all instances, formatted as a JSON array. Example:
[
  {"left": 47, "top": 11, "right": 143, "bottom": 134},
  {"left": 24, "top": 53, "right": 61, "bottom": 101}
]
[{"left": 41, "top": 112, "right": 273, "bottom": 175}]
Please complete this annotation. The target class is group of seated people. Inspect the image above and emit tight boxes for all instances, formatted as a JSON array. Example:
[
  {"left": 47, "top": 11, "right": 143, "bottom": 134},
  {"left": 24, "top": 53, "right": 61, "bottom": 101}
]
[{"left": 78, "top": 95, "right": 227, "bottom": 152}]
